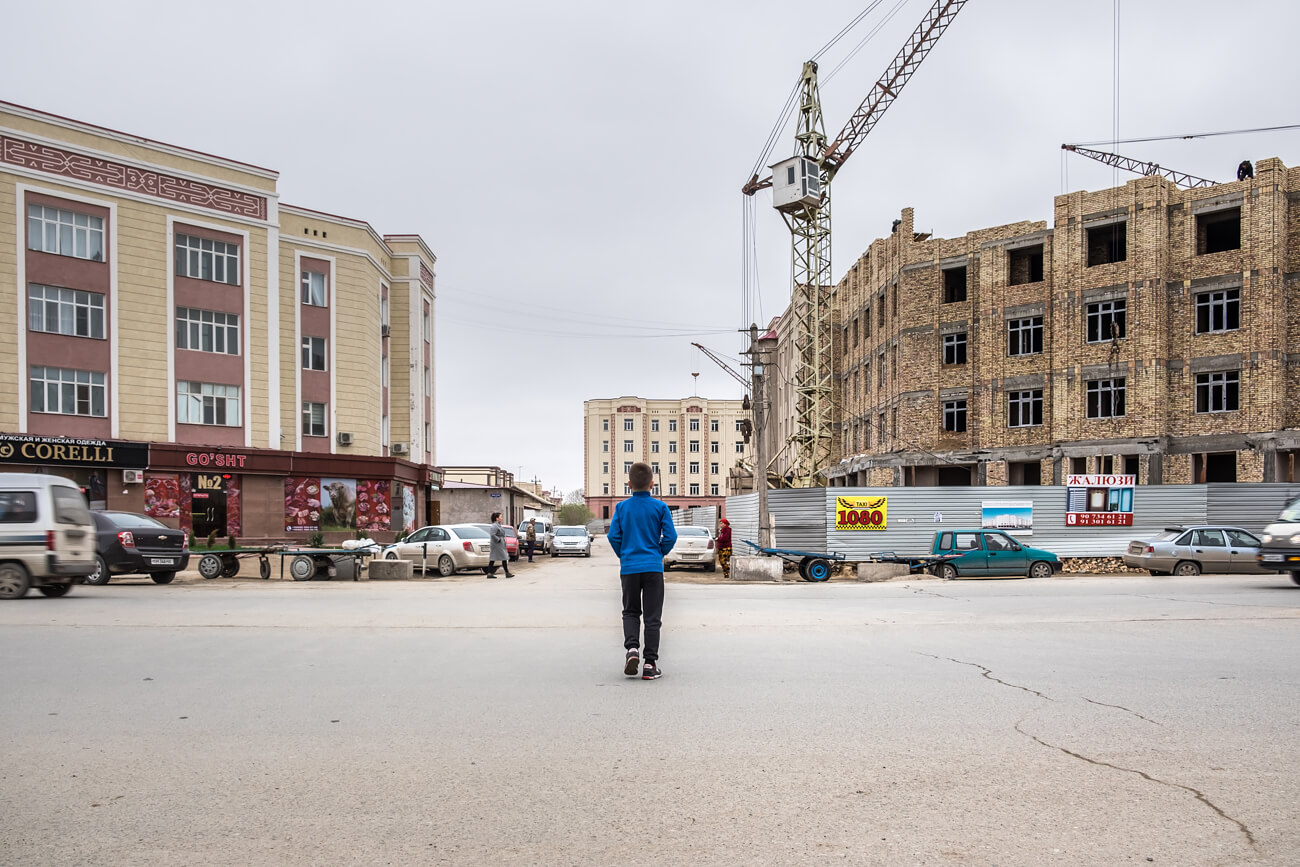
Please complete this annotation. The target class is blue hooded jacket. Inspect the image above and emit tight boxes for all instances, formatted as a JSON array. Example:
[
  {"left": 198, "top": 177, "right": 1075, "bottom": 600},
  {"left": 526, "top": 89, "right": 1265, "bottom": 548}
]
[{"left": 607, "top": 491, "right": 677, "bottom": 575}]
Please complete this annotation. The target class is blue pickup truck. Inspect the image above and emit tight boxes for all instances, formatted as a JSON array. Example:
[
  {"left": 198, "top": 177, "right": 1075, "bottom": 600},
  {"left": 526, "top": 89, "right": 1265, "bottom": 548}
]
[{"left": 930, "top": 529, "right": 1062, "bottom": 580}]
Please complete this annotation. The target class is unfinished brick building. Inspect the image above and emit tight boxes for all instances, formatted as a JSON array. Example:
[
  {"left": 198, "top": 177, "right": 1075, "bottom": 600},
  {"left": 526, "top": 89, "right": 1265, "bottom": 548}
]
[{"left": 828, "top": 156, "right": 1300, "bottom": 486}]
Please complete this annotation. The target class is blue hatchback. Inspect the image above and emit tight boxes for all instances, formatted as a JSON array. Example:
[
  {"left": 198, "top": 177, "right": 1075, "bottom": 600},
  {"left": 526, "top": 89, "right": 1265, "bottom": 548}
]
[{"left": 932, "top": 529, "right": 1061, "bottom": 579}]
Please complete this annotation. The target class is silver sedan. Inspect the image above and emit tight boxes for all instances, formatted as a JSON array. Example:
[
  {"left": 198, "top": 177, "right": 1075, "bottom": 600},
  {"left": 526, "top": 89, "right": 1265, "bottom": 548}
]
[
  {"left": 381, "top": 524, "right": 492, "bottom": 576},
  {"left": 1122, "top": 525, "right": 1268, "bottom": 576}
]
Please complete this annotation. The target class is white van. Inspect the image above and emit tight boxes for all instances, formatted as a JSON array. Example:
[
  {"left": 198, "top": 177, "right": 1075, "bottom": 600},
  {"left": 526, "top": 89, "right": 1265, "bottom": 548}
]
[
  {"left": 0, "top": 473, "right": 96, "bottom": 599},
  {"left": 517, "top": 518, "right": 553, "bottom": 554}
]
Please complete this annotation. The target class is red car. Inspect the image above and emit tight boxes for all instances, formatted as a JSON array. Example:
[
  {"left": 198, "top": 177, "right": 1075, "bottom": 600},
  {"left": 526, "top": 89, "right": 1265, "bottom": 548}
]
[{"left": 476, "top": 524, "right": 519, "bottom": 562}]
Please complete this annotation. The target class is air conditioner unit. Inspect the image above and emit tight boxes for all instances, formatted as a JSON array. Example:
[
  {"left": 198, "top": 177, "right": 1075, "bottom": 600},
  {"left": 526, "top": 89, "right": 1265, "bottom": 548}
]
[
  {"left": 381, "top": 324, "right": 391, "bottom": 338},
  {"left": 337, "top": 432, "right": 354, "bottom": 446},
  {"left": 391, "top": 442, "right": 409, "bottom": 455},
  {"left": 122, "top": 469, "right": 145, "bottom": 484}
]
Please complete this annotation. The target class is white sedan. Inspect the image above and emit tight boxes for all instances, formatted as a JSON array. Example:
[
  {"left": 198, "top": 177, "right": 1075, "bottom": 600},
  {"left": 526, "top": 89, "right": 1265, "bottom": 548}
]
[
  {"left": 381, "top": 524, "right": 492, "bottom": 576},
  {"left": 663, "top": 526, "right": 716, "bottom": 572}
]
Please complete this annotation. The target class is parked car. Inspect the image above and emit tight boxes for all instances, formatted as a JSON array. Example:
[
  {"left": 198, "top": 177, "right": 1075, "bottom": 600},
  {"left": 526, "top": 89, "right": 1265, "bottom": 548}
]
[
  {"left": 474, "top": 523, "right": 518, "bottom": 561},
  {"left": 930, "top": 530, "right": 1060, "bottom": 580},
  {"left": 85, "top": 510, "right": 190, "bottom": 585},
  {"left": 517, "top": 519, "right": 553, "bottom": 555},
  {"left": 664, "top": 526, "right": 716, "bottom": 572},
  {"left": 381, "top": 524, "right": 492, "bottom": 576},
  {"left": 0, "top": 473, "right": 95, "bottom": 599},
  {"left": 1123, "top": 526, "right": 1267, "bottom": 576},
  {"left": 1256, "top": 497, "right": 1300, "bottom": 585},
  {"left": 551, "top": 525, "right": 592, "bottom": 557}
]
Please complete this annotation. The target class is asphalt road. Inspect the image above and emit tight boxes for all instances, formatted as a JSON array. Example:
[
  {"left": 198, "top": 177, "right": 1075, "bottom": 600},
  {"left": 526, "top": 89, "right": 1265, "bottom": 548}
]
[{"left": 2, "top": 541, "right": 1298, "bottom": 866}]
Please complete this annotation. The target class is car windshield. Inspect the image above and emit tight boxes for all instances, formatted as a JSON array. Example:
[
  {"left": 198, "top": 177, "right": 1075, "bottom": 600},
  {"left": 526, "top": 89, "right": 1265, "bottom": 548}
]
[
  {"left": 503, "top": 527, "right": 516, "bottom": 537},
  {"left": 452, "top": 526, "right": 490, "bottom": 539},
  {"left": 103, "top": 511, "right": 168, "bottom": 529},
  {"left": 678, "top": 527, "right": 709, "bottom": 536},
  {"left": 51, "top": 487, "right": 91, "bottom": 525},
  {"left": 1279, "top": 498, "right": 1300, "bottom": 523},
  {"left": 556, "top": 527, "right": 586, "bottom": 536}
]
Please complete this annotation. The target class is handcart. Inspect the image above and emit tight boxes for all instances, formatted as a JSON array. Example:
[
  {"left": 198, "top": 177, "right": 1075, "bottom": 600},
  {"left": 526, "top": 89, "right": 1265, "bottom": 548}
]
[
  {"left": 740, "top": 539, "right": 846, "bottom": 582},
  {"left": 196, "top": 546, "right": 376, "bottom": 581},
  {"left": 195, "top": 545, "right": 289, "bottom": 581}
]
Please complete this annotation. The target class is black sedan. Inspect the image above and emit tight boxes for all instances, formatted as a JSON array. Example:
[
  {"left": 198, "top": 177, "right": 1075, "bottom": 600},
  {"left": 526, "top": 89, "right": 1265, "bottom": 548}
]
[{"left": 85, "top": 511, "right": 190, "bottom": 585}]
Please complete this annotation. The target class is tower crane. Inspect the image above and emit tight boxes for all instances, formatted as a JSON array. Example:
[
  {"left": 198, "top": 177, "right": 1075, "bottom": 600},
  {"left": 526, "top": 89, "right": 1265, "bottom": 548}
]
[
  {"left": 691, "top": 342, "right": 750, "bottom": 389},
  {"left": 1061, "top": 144, "right": 1219, "bottom": 188},
  {"left": 743, "top": 0, "right": 968, "bottom": 487}
]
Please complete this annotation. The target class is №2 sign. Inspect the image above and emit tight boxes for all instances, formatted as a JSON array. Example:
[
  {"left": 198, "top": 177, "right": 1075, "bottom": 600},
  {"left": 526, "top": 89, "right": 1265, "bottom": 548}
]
[{"left": 836, "top": 496, "right": 888, "bottom": 531}]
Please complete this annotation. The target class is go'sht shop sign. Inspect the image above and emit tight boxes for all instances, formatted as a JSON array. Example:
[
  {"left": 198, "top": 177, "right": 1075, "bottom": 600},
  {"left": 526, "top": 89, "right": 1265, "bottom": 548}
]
[
  {"left": 0, "top": 433, "right": 149, "bottom": 468},
  {"left": 835, "top": 496, "right": 888, "bottom": 531},
  {"left": 1065, "top": 474, "right": 1135, "bottom": 527}
]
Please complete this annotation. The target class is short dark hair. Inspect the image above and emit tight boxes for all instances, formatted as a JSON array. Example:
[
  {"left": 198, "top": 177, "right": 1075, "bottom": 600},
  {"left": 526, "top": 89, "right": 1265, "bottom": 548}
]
[
  {"left": 629, "top": 462, "right": 654, "bottom": 491},
  {"left": 490, "top": 511, "right": 502, "bottom": 522}
]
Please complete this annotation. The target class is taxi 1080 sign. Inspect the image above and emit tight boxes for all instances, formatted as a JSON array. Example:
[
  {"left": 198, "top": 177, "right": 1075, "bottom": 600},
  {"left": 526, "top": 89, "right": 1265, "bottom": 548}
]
[{"left": 836, "top": 496, "right": 888, "bottom": 531}]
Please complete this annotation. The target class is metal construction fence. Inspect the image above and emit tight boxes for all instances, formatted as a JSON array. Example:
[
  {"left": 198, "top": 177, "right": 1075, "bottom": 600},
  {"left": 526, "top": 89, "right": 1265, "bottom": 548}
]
[{"left": 725, "top": 484, "right": 1300, "bottom": 560}]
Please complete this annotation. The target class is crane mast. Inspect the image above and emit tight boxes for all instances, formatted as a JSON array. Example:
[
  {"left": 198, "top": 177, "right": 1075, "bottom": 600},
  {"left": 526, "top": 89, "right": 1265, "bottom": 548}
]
[
  {"left": 1061, "top": 144, "right": 1219, "bottom": 188},
  {"left": 743, "top": 0, "right": 968, "bottom": 487}
]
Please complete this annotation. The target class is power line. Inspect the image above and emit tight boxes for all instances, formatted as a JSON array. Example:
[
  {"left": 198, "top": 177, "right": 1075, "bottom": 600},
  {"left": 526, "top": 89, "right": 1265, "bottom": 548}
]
[{"left": 1075, "top": 122, "right": 1300, "bottom": 148}]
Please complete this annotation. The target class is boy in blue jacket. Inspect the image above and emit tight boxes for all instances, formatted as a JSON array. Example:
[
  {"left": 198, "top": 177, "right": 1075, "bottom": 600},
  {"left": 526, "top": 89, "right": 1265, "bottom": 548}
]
[{"left": 607, "top": 461, "right": 677, "bottom": 680}]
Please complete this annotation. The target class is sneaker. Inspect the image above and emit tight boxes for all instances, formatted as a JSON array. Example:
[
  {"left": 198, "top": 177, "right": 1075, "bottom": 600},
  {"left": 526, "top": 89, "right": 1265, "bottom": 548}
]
[
  {"left": 641, "top": 662, "right": 662, "bottom": 680},
  {"left": 624, "top": 648, "right": 640, "bottom": 676}
]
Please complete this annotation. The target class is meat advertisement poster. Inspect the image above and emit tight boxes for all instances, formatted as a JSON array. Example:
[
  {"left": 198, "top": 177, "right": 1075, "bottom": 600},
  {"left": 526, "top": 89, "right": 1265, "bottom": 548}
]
[
  {"left": 284, "top": 477, "right": 322, "bottom": 532},
  {"left": 144, "top": 474, "right": 180, "bottom": 518},
  {"left": 355, "top": 480, "right": 391, "bottom": 532}
]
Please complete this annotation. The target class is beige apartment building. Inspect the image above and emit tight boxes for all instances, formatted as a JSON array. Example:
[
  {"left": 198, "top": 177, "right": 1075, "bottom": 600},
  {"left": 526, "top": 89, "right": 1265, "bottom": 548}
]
[
  {"left": 584, "top": 397, "right": 747, "bottom": 520},
  {"left": 0, "top": 101, "right": 440, "bottom": 540}
]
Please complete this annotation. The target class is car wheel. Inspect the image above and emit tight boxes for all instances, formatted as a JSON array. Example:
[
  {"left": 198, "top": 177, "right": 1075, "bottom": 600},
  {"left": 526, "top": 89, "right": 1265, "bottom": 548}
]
[
  {"left": 937, "top": 563, "right": 958, "bottom": 581},
  {"left": 197, "top": 553, "right": 224, "bottom": 580},
  {"left": 584, "top": 551, "right": 591, "bottom": 557},
  {"left": 708, "top": 560, "right": 717, "bottom": 573},
  {"left": 663, "top": 562, "right": 672, "bottom": 572},
  {"left": 289, "top": 555, "right": 317, "bottom": 581},
  {"left": 38, "top": 582, "right": 73, "bottom": 597},
  {"left": 85, "top": 554, "right": 111, "bottom": 586},
  {"left": 437, "top": 555, "right": 455, "bottom": 577},
  {"left": 385, "top": 551, "right": 400, "bottom": 560},
  {"left": 0, "top": 563, "right": 32, "bottom": 599},
  {"left": 151, "top": 571, "right": 176, "bottom": 585},
  {"left": 806, "top": 558, "right": 832, "bottom": 582},
  {"left": 551, "top": 549, "right": 558, "bottom": 557},
  {"left": 1174, "top": 560, "right": 1201, "bottom": 577},
  {"left": 1028, "top": 561, "right": 1053, "bottom": 580},
  {"left": 1290, "top": 570, "right": 1300, "bottom": 586}
]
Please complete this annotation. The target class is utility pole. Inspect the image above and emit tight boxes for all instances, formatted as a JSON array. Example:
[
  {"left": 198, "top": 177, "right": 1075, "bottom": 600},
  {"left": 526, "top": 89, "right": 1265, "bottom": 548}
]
[{"left": 748, "top": 324, "right": 772, "bottom": 549}]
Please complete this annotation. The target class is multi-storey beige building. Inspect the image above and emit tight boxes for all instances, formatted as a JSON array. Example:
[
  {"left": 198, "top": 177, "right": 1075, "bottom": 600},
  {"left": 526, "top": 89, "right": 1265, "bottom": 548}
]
[
  {"left": 583, "top": 397, "right": 747, "bottom": 520},
  {"left": 826, "top": 157, "right": 1300, "bottom": 486},
  {"left": 1, "top": 101, "right": 440, "bottom": 540}
]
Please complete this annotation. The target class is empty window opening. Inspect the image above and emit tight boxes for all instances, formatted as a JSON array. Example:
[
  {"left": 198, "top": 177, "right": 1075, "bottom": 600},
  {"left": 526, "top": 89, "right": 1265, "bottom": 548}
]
[
  {"left": 1069, "top": 457, "right": 1087, "bottom": 475},
  {"left": 1194, "top": 452, "right": 1237, "bottom": 483},
  {"left": 942, "top": 266, "right": 967, "bottom": 303},
  {"left": 1008, "top": 461, "right": 1042, "bottom": 485},
  {"left": 937, "top": 465, "right": 973, "bottom": 486},
  {"left": 1123, "top": 455, "right": 1140, "bottom": 480},
  {"left": 1094, "top": 455, "right": 1115, "bottom": 475},
  {"left": 1197, "top": 207, "right": 1241, "bottom": 255},
  {"left": 1086, "top": 222, "right": 1127, "bottom": 266},
  {"left": 1008, "top": 245, "right": 1044, "bottom": 285}
]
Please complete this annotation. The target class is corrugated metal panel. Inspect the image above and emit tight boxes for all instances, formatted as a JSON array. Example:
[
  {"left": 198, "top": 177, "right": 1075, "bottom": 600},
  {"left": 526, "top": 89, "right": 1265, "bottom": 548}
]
[
  {"left": 768, "top": 488, "right": 826, "bottom": 551},
  {"left": 725, "top": 494, "right": 758, "bottom": 550},
  {"left": 671, "top": 505, "right": 719, "bottom": 528},
  {"left": 1205, "top": 483, "right": 1300, "bottom": 533}
]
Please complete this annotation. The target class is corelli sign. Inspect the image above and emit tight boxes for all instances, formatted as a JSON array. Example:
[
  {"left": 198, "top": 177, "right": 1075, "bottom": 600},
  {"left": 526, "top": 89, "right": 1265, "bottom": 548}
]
[{"left": 0, "top": 434, "right": 149, "bottom": 469}]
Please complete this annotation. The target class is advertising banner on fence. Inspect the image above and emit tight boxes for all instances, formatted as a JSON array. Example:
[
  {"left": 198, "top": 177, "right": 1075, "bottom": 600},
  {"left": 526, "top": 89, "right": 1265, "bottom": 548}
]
[
  {"left": 835, "top": 495, "right": 888, "bottom": 531},
  {"left": 1065, "top": 474, "right": 1135, "bottom": 527},
  {"left": 981, "top": 500, "right": 1033, "bottom": 536}
]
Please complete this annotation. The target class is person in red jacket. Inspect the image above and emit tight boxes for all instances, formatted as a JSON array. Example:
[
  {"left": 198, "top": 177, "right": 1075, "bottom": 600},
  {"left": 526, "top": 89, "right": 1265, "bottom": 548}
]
[{"left": 717, "top": 518, "right": 733, "bottom": 577}]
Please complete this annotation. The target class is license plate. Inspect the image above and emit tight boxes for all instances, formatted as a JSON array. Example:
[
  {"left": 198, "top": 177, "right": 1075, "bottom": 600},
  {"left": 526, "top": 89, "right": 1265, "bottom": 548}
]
[
  {"left": 682, "top": 553, "right": 700, "bottom": 559},
  {"left": 150, "top": 558, "right": 175, "bottom": 566},
  {"left": 1262, "top": 554, "right": 1283, "bottom": 562}
]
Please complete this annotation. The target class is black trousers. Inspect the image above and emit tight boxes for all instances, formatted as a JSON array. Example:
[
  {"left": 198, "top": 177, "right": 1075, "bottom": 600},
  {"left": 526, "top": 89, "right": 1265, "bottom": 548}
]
[
  {"left": 525, "top": 540, "right": 535, "bottom": 560},
  {"left": 621, "top": 571, "right": 664, "bottom": 662}
]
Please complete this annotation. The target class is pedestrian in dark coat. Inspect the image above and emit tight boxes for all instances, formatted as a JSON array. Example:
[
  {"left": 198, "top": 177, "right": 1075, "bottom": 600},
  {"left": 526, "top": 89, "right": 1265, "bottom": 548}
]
[{"left": 487, "top": 512, "right": 512, "bottom": 578}]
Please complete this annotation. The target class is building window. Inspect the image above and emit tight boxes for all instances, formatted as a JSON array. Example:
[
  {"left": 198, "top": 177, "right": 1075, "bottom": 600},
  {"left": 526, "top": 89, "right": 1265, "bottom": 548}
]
[
  {"left": 1196, "top": 289, "right": 1241, "bottom": 334},
  {"left": 668, "top": 419, "right": 677, "bottom": 432},
  {"left": 603, "top": 484, "right": 609, "bottom": 495},
  {"left": 1007, "top": 316, "right": 1043, "bottom": 356},
  {"left": 689, "top": 418, "right": 700, "bottom": 431},
  {"left": 302, "top": 270, "right": 327, "bottom": 306},
  {"left": 710, "top": 462, "right": 719, "bottom": 474},
  {"left": 710, "top": 419, "right": 719, "bottom": 432},
  {"left": 1008, "top": 244, "right": 1044, "bottom": 285},
  {"left": 878, "top": 352, "right": 886, "bottom": 387},
  {"left": 711, "top": 484, "right": 720, "bottom": 496},
  {"left": 602, "top": 440, "right": 609, "bottom": 452},
  {"left": 28, "top": 285, "right": 105, "bottom": 339},
  {"left": 301, "top": 336, "right": 327, "bottom": 371},
  {"left": 624, "top": 484, "right": 631, "bottom": 495},
  {"left": 623, "top": 440, "right": 633, "bottom": 453},
  {"left": 301, "top": 401, "right": 327, "bottom": 436},
  {"left": 624, "top": 418, "right": 634, "bottom": 431},
  {"left": 425, "top": 423, "right": 431, "bottom": 451},
  {"left": 1197, "top": 207, "right": 1241, "bottom": 255},
  {"left": 710, "top": 441, "right": 719, "bottom": 453},
  {"left": 689, "top": 440, "right": 700, "bottom": 453},
  {"left": 1008, "top": 389, "right": 1043, "bottom": 427},
  {"left": 651, "top": 419, "right": 660, "bottom": 432},
  {"left": 178, "top": 381, "right": 241, "bottom": 426},
  {"left": 1086, "top": 378, "right": 1126, "bottom": 418},
  {"left": 422, "top": 306, "right": 431, "bottom": 342},
  {"left": 602, "top": 462, "right": 608, "bottom": 474},
  {"left": 651, "top": 461, "right": 659, "bottom": 475},
  {"left": 1196, "top": 371, "right": 1240, "bottom": 413},
  {"left": 668, "top": 483, "right": 678, "bottom": 496},
  {"left": 689, "top": 461, "right": 700, "bottom": 474},
  {"left": 669, "top": 441, "right": 678, "bottom": 453},
  {"left": 30, "top": 366, "right": 106, "bottom": 417},
  {"left": 942, "top": 400, "right": 967, "bottom": 433},
  {"left": 942, "top": 266, "right": 967, "bottom": 303},
  {"left": 735, "top": 442, "right": 744, "bottom": 453},
  {"left": 602, "top": 419, "right": 609, "bottom": 431},
  {"left": 689, "top": 483, "right": 700, "bottom": 496},
  {"left": 176, "top": 233, "right": 239, "bottom": 284},
  {"left": 381, "top": 355, "right": 390, "bottom": 387},
  {"left": 942, "top": 332, "right": 967, "bottom": 365},
  {"left": 27, "top": 205, "right": 105, "bottom": 261},
  {"left": 623, "top": 461, "right": 633, "bottom": 473},
  {"left": 1086, "top": 222, "right": 1127, "bottom": 266},
  {"left": 735, "top": 420, "right": 744, "bottom": 432},
  {"left": 651, "top": 441, "right": 660, "bottom": 453},
  {"left": 175, "top": 306, "right": 239, "bottom": 354},
  {"left": 1086, "top": 299, "right": 1126, "bottom": 343}
]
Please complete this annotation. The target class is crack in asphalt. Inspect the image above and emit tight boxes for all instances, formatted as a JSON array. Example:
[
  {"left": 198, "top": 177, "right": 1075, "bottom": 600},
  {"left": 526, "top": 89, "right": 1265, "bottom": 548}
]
[
  {"left": 1013, "top": 722, "right": 1257, "bottom": 851},
  {"left": 916, "top": 653, "right": 1055, "bottom": 701},
  {"left": 1130, "top": 594, "right": 1273, "bottom": 609},
  {"left": 1082, "top": 697, "right": 1162, "bottom": 726},
  {"left": 908, "top": 587, "right": 964, "bottom": 601}
]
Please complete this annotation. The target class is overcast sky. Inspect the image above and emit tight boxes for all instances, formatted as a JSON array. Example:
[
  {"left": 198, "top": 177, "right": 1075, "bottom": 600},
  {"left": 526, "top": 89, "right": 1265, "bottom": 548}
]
[{"left": 5, "top": 0, "right": 1299, "bottom": 494}]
